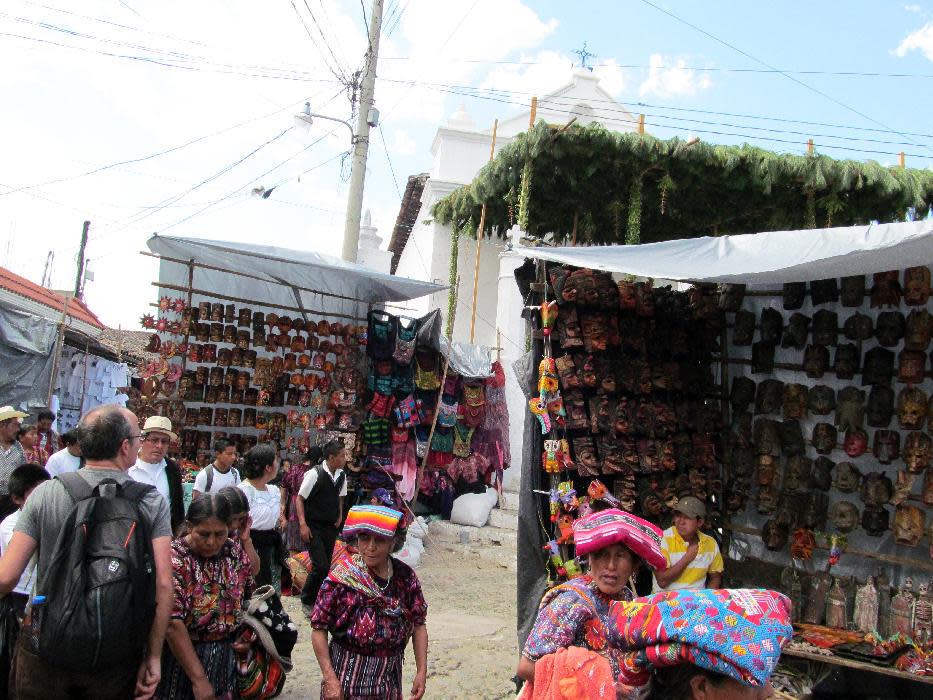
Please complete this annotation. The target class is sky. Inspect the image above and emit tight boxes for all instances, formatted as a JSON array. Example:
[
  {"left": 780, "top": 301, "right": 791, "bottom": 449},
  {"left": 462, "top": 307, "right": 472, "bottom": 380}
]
[{"left": 2, "top": 0, "right": 933, "bottom": 328}]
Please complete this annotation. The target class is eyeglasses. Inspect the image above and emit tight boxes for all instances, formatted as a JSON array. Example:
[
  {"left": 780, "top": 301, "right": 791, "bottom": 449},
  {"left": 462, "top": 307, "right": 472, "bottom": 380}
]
[
  {"left": 142, "top": 435, "right": 172, "bottom": 446},
  {"left": 126, "top": 433, "right": 142, "bottom": 442}
]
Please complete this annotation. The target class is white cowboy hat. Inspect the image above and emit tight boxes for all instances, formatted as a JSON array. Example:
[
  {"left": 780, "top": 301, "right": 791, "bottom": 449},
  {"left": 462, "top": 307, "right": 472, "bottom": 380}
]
[
  {"left": 141, "top": 415, "right": 178, "bottom": 442},
  {"left": 0, "top": 406, "right": 28, "bottom": 423}
]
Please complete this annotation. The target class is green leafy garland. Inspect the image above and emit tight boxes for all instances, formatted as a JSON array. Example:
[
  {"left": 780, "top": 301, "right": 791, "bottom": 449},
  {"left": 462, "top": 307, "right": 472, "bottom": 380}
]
[{"left": 432, "top": 122, "right": 933, "bottom": 244}]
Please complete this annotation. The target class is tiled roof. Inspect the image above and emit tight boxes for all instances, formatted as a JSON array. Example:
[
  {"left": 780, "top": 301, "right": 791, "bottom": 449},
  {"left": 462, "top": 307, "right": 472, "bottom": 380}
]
[
  {"left": 0, "top": 266, "right": 104, "bottom": 329},
  {"left": 387, "top": 173, "right": 429, "bottom": 274}
]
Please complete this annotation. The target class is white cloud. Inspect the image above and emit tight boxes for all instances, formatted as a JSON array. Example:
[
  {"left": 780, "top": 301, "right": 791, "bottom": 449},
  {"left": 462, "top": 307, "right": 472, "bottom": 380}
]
[
  {"left": 391, "top": 128, "right": 416, "bottom": 155},
  {"left": 638, "top": 54, "right": 713, "bottom": 98},
  {"left": 905, "top": 4, "right": 923, "bottom": 13},
  {"left": 895, "top": 22, "right": 933, "bottom": 60}
]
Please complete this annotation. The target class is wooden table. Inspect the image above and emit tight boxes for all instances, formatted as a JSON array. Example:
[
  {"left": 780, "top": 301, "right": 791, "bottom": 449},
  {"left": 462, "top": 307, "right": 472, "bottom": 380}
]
[{"left": 782, "top": 647, "right": 933, "bottom": 686}]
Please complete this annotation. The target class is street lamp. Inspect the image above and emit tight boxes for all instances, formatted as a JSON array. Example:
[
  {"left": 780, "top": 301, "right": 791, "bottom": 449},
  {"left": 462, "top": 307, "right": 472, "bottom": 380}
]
[{"left": 294, "top": 102, "right": 356, "bottom": 144}]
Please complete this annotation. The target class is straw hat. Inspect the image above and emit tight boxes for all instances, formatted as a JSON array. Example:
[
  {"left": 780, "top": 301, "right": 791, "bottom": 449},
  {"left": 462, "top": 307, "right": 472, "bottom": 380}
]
[
  {"left": 0, "top": 406, "right": 28, "bottom": 423},
  {"left": 141, "top": 415, "right": 178, "bottom": 442}
]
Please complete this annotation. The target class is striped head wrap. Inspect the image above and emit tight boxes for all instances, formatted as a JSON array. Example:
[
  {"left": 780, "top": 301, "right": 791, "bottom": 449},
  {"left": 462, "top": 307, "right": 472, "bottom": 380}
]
[
  {"left": 572, "top": 508, "right": 666, "bottom": 570},
  {"left": 342, "top": 505, "right": 402, "bottom": 539}
]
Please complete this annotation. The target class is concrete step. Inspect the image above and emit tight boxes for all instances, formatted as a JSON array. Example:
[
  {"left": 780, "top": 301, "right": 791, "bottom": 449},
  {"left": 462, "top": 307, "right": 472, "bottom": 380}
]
[
  {"left": 425, "top": 520, "right": 517, "bottom": 549},
  {"left": 500, "top": 490, "right": 520, "bottom": 511},
  {"left": 487, "top": 507, "right": 518, "bottom": 531}
]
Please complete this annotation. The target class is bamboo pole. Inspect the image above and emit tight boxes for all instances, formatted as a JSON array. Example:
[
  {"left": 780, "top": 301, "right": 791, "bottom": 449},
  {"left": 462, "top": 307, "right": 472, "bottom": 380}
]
[
  {"left": 638, "top": 114, "right": 645, "bottom": 134},
  {"left": 807, "top": 138, "right": 814, "bottom": 154},
  {"left": 47, "top": 294, "right": 72, "bottom": 407},
  {"left": 529, "top": 96, "right": 537, "bottom": 128},
  {"left": 469, "top": 119, "right": 498, "bottom": 343},
  {"left": 899, "top": 151, "right": 906, "bottom": 168}
]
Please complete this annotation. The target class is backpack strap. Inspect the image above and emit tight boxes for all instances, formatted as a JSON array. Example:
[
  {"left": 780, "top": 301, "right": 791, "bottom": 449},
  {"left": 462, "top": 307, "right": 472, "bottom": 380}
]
[
  {"left": 57, "top": 472, "right": 95, "bottom": 503},
  {"left": 204, "top": 465, "right": 215, "bottom": 492},
  {"left": 118, "top": 480, "right": 157, "bottom": 504}
]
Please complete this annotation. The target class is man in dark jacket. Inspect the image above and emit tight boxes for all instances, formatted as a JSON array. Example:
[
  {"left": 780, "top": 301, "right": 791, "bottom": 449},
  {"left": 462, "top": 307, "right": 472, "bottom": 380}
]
[{"left": 128, "top": 416, "right": 185, "bottom": 534}]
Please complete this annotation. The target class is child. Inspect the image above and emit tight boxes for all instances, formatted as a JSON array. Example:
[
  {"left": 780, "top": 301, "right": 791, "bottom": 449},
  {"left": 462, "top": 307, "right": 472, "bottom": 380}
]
[
  {"left": 0, "top": 463, "right": 50, "bottom": 695},
  {"left": 652, "top": 496, "right": 723, "bottom": 592}
]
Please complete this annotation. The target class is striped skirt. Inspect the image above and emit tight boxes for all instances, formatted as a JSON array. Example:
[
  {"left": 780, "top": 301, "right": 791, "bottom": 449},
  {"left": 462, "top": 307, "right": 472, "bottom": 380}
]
[
  {"left": 156, "top": 639, "right": 237, "bottom": 700},
  {"left": 323, "top": 642, "right": 403, "bottom": 700}
]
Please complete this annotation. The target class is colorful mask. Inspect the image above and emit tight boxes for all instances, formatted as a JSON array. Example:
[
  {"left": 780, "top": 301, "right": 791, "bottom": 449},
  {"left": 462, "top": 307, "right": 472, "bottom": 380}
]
[
  {"left": 904, "top": 266, "right": 931, "bottom": 306},
  {"left": 840, "top": 275, "right": 866, "bottom": 307},
  {"left": 782, "top": 282, "right": 806, "bottom": 310},
  {"left": 898, "top": 387, "right": 928, "bottom": 430},
  {"left": 904, "top": 432, "right": 932, "bottom": 474},
  {"left": 834, "top": 344, "right": 859, "bottom": 380}
]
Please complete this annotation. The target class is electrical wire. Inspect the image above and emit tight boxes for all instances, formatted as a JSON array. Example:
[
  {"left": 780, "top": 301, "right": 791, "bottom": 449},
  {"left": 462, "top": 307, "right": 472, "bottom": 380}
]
[
  {"left": 300, "top": 0, "right": 351, "bottom": 82},
  {"left": 378, "top": 127, "right": 402, "bottom": 199},
  {"left": 289, "top": 0, "right": 347, "bottom": 83}
]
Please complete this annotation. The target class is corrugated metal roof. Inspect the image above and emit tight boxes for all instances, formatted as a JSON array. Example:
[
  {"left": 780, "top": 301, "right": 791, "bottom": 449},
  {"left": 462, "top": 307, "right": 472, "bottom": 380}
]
[{"left": 0, "top": 266, "right": 104, "bottom": 329}]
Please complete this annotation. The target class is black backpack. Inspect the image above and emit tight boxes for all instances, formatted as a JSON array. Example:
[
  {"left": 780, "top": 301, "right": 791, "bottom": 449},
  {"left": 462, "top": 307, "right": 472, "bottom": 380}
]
[
  {"left": 33, "top": 473, "right": 157, "bottom": 672},
  {"left": 203, "top": 464, "right": 240, "bottom": 493}
]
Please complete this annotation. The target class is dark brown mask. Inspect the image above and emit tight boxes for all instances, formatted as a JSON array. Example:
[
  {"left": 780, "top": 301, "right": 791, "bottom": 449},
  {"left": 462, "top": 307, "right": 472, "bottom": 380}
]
[
  {"left": 861, "top": 472, "right": 894, "bottom": 507},
  {"left": 897, "top": 387, "right": 928, "bottom": 430},
  {"left": 757, "top": 454, "right": 778, "bottom": 485},
  {"left": 718, "top": 283, "right": 746, "bottom": 312},
  {"left": 898, "top": 349, "right": 927, "bottom": 385},
  {"left": 733, "top": 310, "right": 756, "bottom": 346},
  {"left": 862, "top": 347, "right": 895, "bottom": 387},
  {"left": 810, "top": 278, "right": 839, "bottom": 306},
  {"left": 840, "top": 275, "right": 866, "bottom": 307},
  {"left": 876, "top": 311, "right": 906, "bottom": 347},
  {"left": 871, "top": 271, "right": 902, "bottom": 309},
  {"left": 924, "top": 468, "right": 933, "bottom": 506},
  {"left": 782, "top": 313, "right": 811, "bottom": 349},
  {"left": 727, "top": 414, "right": 752, "bottom": 449},
  {"left": 836, "top": 386, "right": 866, "bottom": 431},
  {"left": 812, "top": 457, "right": 834, "bottom": 491},
  {"left": 754, "top": 419, "right": 781, "bottom": 456},
  {"left": 812, "top": 423, "right": 838, "bottom": 455},
  {"left": 757, "top": 485, "right": 780, "bottom": 515},
  {"left": 785, "top": 455, "right": 813, "bottom": 492},
  {"left": 843, "top": 428, "right": 869, "bottom": 458},
  {"left": 783, "top": 282, "right": 807, "bottom": 310},
  {"left": 904, "top": 266, "right": 931, "bottom": 307},
  {"left": 751, "top": 342, "right": 775, "bottom": 374},
  {"left": 731, "top": 377, "right": 757, "bottom": 412},
  {"left": 802, "top": 491, "right": 829, "bottom": 530},
  {"left": 835, "top": 462, "right": 862, "bottom": 493},
  {"left": 867, "top": 386, "right": 895, "bottom": 427},
  {"left": 762, "top": 519, "right": 790, "bottom": 550},
  {"left": 755, "top": 379, "right": 784, "bottom": 415},
  {"left": 905, "top": 309, "right": 933, "bottom": 350},
  {"left": 804, "top": 344, "right": 830, "bottom": 379},
  {"left": 729, "top": 445, "right": 755, "bottom": 478},
  {"left": 812, "top": 309, "right": 839, "bottom": 346},
  {"left": 834, "top": 344, "right": 859, "bottom": 380},
  {"left": 844, "top": 312, "right": 874, "bottom": 342},
  {"left": 904, "top": 432, "right": 932, "bottom": 474},
  {"left": 862, "top": 505, "right": 890, "bottom": 536},
  {"left": 830, "top": 500, "right": 859, "bottom": 532},
  {"left": 808, "top": 385, "right": 836, "bottom": 415},
  {"left": 873, "top": 429, "right": 900, "bottom": 464},
  {"left": 783, "top": 383, "right": 808, "bottom": 420},
  {"left": 894, "top": 505, "right": 925, "bottom": 546},
  {"left": 725, "top": 481, "right": 749, "bottom": 514},
  {"left": 759, "top": 308, "right": 784, "bottom": 345},
  {"left": 779, "top": 419, "right": 805, "bottom": 456}
]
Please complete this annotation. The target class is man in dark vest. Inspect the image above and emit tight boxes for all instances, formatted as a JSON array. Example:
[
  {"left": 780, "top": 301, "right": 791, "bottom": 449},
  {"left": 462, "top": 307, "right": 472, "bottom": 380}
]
[
  {"left": 297, "top": 439, "right": 347, "bottom": 613},
  {"left": 128, "top": 416, "right": 186, "bottom": 535}
]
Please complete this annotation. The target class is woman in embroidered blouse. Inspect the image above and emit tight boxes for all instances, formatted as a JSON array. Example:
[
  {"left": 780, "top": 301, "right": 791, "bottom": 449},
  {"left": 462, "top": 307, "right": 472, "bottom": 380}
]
[
  {"left": 238, "top": 443, "right": 287, "bottom": 594},
  {"left": 310, "top": 505, "right": 428, "bottom": 700},
  {"left": 157, "top": 493, "right": 260, "bottom": 700},
  {"left": 517, "top": 508, "right": 666, "bottom": 692}
]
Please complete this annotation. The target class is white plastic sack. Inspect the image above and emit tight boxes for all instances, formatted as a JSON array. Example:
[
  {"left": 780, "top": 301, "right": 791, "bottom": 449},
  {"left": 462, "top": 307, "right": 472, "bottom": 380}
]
[
  {"left": 449, "top": 488, "right": 499, "bottom": 528},
  {"left": 395, "top": 516, "right": 428, "bottom": 568}
]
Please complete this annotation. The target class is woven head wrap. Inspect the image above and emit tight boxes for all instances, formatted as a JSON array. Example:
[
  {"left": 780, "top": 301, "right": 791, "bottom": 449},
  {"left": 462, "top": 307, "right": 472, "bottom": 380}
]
[
  {"left": 342, "top": 505, "right": 402, "bottom": 539},
  {"left": 611, "top": 588, "right": 793, "bottom": 688},
  {"left": 572, "top": 508, "right": 666, "bottom": 571}
]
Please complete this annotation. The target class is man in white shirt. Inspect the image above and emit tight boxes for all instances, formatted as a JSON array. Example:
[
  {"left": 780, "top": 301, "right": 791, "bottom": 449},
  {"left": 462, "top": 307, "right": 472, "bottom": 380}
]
[
  {"left": 192, "top": 439, "right": 240, "bottom": 498},
  {"left": 44, "top": 430, "right": 82, "bottom": 477},
  {"left": 128, "top": 416, "right": 185, "bottom": 533},
  {"left": 0, "top": 464, "right": 51, "bottom": 607}
]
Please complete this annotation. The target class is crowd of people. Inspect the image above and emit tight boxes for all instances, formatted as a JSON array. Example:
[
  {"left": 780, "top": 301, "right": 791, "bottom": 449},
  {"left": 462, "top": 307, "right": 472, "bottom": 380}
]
[{"left": 0, "top": 403, "right": 793, "bottom": 699}]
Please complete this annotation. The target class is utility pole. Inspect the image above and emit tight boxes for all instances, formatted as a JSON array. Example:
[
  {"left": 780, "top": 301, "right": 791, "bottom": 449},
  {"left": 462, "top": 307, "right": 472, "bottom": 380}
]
[
  {"left": 74, "top": 220, "right": 90, "bottom": 300},
  {"left": 340, "top": 0, "right": 384, "bottom": 263},
  {"left": 41, "top": 250, "right": 55, "bottom": 287}
]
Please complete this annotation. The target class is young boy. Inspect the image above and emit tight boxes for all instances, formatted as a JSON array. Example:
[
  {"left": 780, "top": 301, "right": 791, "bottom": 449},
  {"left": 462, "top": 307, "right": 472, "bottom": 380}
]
[
  {"left": 0, "top": 462, "right": 50, "bottom": 695},
  {"left": 652, "top": 496, "right": 723, "bottom": 592}
]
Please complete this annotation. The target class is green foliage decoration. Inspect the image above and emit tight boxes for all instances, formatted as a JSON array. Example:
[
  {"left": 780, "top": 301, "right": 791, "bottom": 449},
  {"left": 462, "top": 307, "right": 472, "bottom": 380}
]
[{"left": 431, "top": 122, "right": 933, "bottom": 244}]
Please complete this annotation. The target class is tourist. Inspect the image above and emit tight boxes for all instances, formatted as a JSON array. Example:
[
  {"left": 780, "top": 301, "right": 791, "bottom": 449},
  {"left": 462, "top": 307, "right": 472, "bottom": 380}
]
[
  {"left": 238, "top": 444, "right": 287, "bottom": 594},
  {"left": 0, "top": 405, "right": 173, "bottom": 699},
  {"left": 129, "top": 416, "right": 185, "bottom": 534},
  {"left": 216, "top": 485, "right": 260, "bottom": 575},
  {"left": 0, "top": 407, "right": 27, "bottom": 520},
  {"left": 282, "top": 446, "right": 321, "bottom": 553},
  {"left": 43, "top": 429, "right": 82, "bottom": 477},
  {"left": 156, "top": 494, "right": 255, "bottom": 699},
  {"left": 34, "top": 410, "right": 58, "bottom": 465},
  {"left": 653, "top": 497, "right": 723, "bottom": 592},
  {"left": 297, "top": 440, "right": 347, "bottom": 613},
  {"left": 192, "top": 438, "right": 240, "bottom": 499},
  {"left": 310, "top": 505, "right": 428, "bottom": 700},
  {"left": 16, "top": 424, "right": 41, "bottom": 465},
  {"left": 517, "top": 508, "right": 666, "bottom": 685}
]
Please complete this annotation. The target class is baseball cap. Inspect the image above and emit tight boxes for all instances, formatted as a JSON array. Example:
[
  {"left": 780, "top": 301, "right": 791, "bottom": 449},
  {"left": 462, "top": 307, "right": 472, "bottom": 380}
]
[{"left": 673, "top": 496, "right": 706, "bottom": 519}]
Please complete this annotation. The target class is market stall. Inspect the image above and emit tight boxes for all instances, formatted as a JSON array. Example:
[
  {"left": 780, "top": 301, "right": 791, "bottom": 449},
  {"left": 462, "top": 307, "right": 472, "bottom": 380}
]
[{"left": 509, "top": 218, "right": 933, "bottom": 691}]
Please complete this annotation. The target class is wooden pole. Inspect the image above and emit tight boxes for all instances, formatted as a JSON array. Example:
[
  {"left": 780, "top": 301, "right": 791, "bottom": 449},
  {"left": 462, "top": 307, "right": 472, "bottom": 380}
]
[
  {"left": 807, "top": 138, "right": 814, "bottom": 155},
  {"left": 899, "top": 152, "right": 906, "bottom": 169},
  {"left": 529, "top": 96, "right": 538, "bottom": 128},
  {"left": 469, "top": 119, "right": 498, "bottom": 343},
  {"left": 638, "top": 114, "right": 646, "bottom": 135},
  {"left": 571, "top": 211, "right": 578, "bottom": 246}
]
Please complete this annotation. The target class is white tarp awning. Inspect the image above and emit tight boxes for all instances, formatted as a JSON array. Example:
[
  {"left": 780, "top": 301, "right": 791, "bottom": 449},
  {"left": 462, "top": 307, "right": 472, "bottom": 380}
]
[
  {"left": 514, "top": 220, "right": 933, "bottom": 284},
  {"left": 147, "top": 234, "right": 447, "bottom": 305}
]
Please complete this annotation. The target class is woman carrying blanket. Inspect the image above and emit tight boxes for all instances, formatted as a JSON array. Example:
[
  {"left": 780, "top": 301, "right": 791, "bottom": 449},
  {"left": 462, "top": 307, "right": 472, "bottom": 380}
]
[{"left": 310, "top": 505, "right": 428, "bottom": 700}]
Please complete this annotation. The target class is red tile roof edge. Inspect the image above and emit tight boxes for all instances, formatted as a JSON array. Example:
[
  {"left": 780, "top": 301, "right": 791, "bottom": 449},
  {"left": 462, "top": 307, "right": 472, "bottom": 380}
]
[{"left": 0, "top": 266, "right": 105, "bottom": 330}]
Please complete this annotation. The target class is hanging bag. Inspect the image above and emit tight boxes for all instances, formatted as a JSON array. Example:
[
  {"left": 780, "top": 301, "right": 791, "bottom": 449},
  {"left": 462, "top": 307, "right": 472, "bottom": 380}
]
[
  {"left": 393, "top": 316, "right": 419, "bottom": 365},
  {"left": 367, "top": 310, "right": 397, "bottom": 360}
]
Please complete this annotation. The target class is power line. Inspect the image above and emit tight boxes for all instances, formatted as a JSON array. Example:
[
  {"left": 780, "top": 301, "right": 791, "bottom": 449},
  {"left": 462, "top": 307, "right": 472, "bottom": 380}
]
[
  {"left": 636, "top": 0, "right": 929, "bottom": 153},
  {"left": 377, "top": 126, "right": 402, "bottom": 199}
]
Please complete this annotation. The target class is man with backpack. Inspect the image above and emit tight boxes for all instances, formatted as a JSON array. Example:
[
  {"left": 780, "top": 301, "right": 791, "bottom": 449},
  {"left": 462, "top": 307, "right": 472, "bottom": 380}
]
[
  {"left": 191, "top": 438, "right": 240, "bottom": 499},
  {"left": 0, "top": 405, "right": 173, "bottom": 699},
  {"left": 297, "top": 440, "right": 347, "bottom": 614}
]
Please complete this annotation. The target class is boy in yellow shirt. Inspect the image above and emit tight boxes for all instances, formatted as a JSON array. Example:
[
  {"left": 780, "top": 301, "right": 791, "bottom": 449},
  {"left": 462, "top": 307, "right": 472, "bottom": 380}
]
[{"left": 653, "top": 496, "right": 723, "bottom": 591}]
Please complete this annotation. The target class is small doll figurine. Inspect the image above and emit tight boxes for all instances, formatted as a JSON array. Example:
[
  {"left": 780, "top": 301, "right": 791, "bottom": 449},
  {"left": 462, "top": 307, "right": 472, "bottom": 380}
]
[
  {"left": 556, "top": 513, "right": 575, "bottom": 545},
  {"left": 529, "top": 398, "right": 551, "bottom": 433},
  {"left": 540, "top": 300, "right": 559, "bottom": 337},
  {"left": 542, "top": 439, "right": 562, "bottom": 473}
]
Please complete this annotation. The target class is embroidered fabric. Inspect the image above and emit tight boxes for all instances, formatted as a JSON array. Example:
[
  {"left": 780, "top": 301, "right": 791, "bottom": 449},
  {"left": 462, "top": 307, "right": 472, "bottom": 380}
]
[
  {"left": 367, "top": 392, "right": 396, "bottom": 419},
  {"left": 431, "top": 426, "right": 454, "bottom": 453},
  {"left": 367, "top": 310, "right": 397, "bottom": 360},
  {"left": 437, "top": 397, "right": 459, "bottom": 428},
  {"left": 362, "top": 418, "right": 390, "bottom": 446},
  {"left": 453, "top": 423, "right": 475, "bottom": 457}
]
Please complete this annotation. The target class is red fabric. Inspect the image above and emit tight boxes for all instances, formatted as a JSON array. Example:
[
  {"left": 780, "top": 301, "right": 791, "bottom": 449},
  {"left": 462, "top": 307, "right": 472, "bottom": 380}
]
[{"left": 519, "top": 647, "right": 615, "bottom": 700}]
